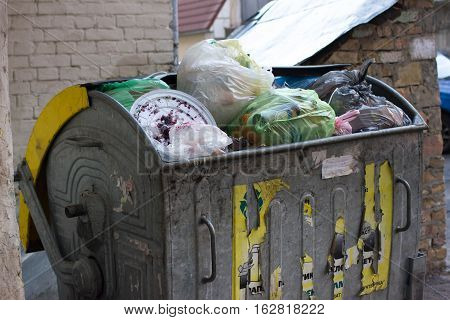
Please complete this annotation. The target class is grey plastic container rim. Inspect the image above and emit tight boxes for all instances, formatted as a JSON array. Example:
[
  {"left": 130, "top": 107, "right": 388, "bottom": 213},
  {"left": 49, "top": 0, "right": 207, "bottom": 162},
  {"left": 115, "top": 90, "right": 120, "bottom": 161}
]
[{"left": 87, "top": 75, "right": 427, "bottom": 169}]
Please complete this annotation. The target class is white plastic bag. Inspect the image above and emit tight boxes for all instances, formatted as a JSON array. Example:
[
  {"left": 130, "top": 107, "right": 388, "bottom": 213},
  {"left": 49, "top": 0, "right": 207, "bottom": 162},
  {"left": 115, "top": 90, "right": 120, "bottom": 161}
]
[
  {"left": 166, "top": 123, "right": 232, "bottom": 160},
  {"left": 177, "top": 39, "right": 274, "bottom": 125}
]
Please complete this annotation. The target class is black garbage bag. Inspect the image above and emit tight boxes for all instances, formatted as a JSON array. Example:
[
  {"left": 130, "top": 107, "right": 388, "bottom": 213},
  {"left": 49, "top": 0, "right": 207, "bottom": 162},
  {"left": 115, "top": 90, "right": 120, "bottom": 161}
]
[
  {"left": 308, "top": 59, "right": 374, "bottom": 102},
  {"left": 329, "top": 82, "right": 412, "bottom": 132}
]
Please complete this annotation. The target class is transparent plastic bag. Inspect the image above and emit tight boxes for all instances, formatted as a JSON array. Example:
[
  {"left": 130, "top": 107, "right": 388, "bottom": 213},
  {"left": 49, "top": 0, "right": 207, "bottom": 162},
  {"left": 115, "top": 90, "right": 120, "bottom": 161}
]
[
  {"left": 228, "top": 88, "right": 336, "bottom": 146},
  {"left": 165, "top": 123, "right": 232, "bottom": 160},
  {"left": 177, "top": 39, "right": 274, "bottom": 125}
]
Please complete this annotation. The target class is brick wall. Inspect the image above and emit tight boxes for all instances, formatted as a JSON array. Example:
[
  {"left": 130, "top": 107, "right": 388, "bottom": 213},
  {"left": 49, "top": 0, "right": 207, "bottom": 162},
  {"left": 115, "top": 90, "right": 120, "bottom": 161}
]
[
  {"left": 308, "top": 0, "right": 446, "bottom": 273},
  {"left": 8, "top": 0, "right": 175, "bottom": 164}
]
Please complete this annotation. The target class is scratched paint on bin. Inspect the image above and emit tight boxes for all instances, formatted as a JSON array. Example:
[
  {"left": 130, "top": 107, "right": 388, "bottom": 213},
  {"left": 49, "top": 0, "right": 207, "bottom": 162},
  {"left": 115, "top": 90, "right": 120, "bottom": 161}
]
[
  {"left": 232, "top": 179, "right": 288, "bottom": 300},
  {"left": 112, "top": 173, "right": 136, "bottom": 213}
]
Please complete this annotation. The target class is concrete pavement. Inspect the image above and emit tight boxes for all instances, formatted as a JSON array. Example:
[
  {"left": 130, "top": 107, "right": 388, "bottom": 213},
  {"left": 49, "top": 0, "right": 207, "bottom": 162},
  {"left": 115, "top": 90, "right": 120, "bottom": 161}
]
[{"left": 22, "top": 251, "right": 58, "bottom": 300}]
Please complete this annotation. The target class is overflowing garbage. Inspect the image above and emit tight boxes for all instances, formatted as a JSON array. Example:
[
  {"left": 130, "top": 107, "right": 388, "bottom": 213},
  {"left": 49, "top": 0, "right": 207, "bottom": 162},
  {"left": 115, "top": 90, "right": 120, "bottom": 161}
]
[{"left": 97, "top": 39, "right": 413, "bottom": 161}]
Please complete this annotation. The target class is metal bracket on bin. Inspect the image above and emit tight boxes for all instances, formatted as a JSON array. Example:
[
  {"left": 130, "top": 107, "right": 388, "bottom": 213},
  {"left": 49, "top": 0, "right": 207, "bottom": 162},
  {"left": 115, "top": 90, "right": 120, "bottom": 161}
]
[
  {"left": 16, "top": 160, "right": 74, "bottom": 285},
  {"left": 406, "top": 252, "right": 427, "bottom": 299}
]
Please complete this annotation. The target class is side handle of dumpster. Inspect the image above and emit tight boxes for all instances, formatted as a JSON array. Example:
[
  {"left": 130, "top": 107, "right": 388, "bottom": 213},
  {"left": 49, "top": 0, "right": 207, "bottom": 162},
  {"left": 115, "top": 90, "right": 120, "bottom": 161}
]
[
  {"left": 16, "top": 161, "right": 74, "bottom": 284},
  {"left": 17, "top": 160, "right": 105, "bottom": 299},
  {"left": 395, "top": 176, "right": 412, "bottom": 233},
  {"left": 200, "top": 214, "right": 217, "bottom": 284}
]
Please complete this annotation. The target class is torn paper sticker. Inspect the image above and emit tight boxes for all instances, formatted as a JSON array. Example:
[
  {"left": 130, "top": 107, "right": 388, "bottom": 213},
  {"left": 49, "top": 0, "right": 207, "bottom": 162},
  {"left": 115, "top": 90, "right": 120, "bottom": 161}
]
[
  {"left": 303, "top": 198, "right": 313, "bottom": 227},
  {"left": 322, "top": 155, "right": 358, "bottom": 179},
  {"left": 301, "top": 253, "right": 316, "bottom": 300},
  {"left": 270, "top": 266, "right": 283, "bottom": 300},
  {"left": 232, "top": 179, "right": 289, "bottom": 299},
  {"left": 345, "top": 245, "right": 360, "bottom": 270}
]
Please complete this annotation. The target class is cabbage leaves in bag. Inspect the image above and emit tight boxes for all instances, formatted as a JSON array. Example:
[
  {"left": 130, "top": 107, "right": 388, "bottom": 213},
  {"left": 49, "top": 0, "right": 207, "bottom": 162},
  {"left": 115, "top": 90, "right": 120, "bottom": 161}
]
[
  {"left": 229, "top": 88, "right": 335, "bottom": 146},
  {"left": 177, "top": 39, "right": 274, "bottom": 125}
]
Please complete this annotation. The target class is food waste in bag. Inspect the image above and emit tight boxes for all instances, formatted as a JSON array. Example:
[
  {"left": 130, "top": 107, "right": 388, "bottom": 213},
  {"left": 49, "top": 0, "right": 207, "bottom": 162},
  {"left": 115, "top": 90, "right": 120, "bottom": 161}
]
[
  {"left": 177, "top": 39, "right": 274, "bottom": 125},
  {"left": 98, "top": 77, "right": 169, "bottom": 110},
  {"left": 228, "top": 88, "right": 336, "bottom": 146},
  {"left": 131, "top": 89, "right": 231, "bottom": 160}
]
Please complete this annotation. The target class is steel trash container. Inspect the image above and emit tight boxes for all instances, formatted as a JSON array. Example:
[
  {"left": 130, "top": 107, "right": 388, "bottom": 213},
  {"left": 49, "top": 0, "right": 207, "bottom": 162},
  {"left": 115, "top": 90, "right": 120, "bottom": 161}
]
[{"left": 17, "top": 65, "right": 427, "bottom": 300}]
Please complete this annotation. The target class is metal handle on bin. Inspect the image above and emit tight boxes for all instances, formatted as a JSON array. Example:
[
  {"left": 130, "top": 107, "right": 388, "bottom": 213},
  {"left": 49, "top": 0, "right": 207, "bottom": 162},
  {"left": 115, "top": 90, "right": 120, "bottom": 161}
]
[
  {"left": 200, "top": 214, "right": 216, "bottom": 284},
  {"left": 395, "top": 176, "right": 412, "bottom": 233}
]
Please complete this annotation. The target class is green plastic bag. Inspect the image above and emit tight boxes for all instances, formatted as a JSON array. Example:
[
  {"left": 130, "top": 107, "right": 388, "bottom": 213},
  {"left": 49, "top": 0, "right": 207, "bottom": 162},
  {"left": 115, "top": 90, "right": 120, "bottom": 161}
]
[
  {"left": 98, "top": 77, "right": 169, "bottom": 110},
  {"left": 228, "top": 88, "right": 336, "bottom": 146}
]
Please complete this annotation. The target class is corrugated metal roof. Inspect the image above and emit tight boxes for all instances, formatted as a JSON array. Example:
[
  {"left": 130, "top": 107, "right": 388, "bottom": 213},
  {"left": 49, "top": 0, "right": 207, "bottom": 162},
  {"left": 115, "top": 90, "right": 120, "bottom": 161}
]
[
  {"left": 179, "top": 0, "right": 226, "bottom": 34},
  {"left": 232, "top": 0, "right": 397, "bottom": 66}
]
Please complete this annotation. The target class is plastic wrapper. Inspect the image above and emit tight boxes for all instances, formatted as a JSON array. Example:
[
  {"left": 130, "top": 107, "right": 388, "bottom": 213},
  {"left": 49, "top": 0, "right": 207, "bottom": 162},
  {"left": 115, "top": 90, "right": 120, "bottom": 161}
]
[
  {"left": 308, "top": 59, "right": 373, "bottom": 101},
  {"left": 329, "top": 83, "right": 412, "bottom": 132},
  {"left": 335, "top": 110, "right": 360, "bottom": 135},
  {"left": 274, "top": 76, "right": 317, "bottom": 89},
  {"left": 177, "top": 39, "right": 274, "bottom": 125},
  {"left": 228, "top": 88, "right": 336, "bottom": 146},
  {"left": 165, "top": 123, "right": 233, "bottom": 160},
  {"left": 98, "top": 77, "right": 169, "bottom": 110}
]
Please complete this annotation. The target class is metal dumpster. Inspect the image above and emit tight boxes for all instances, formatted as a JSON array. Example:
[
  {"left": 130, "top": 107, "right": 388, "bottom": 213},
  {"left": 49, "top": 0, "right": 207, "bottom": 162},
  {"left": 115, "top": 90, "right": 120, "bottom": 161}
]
[{"left": 16, "top": 65, "right": 427, "bottom": 300}]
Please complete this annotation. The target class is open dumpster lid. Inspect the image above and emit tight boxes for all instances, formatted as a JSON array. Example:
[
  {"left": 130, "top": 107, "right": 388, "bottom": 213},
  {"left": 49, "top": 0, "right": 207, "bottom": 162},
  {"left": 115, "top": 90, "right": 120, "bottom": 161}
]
[{"left": 231, "top": 0, "right": 397, "bottom": 66}]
